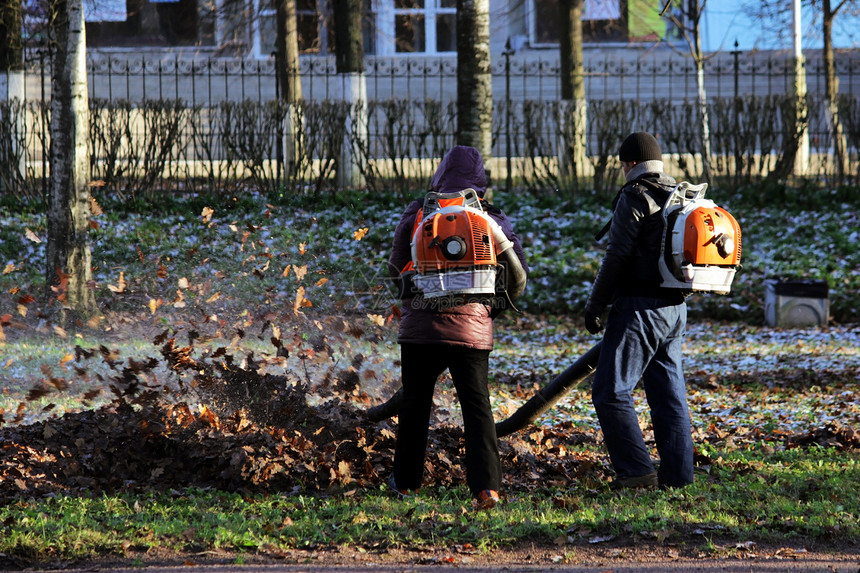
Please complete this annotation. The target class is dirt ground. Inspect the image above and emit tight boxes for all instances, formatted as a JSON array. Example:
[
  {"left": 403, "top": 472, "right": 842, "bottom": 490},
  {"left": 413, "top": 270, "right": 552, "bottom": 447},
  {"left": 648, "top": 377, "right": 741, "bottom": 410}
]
[{"left": 42, "top": 541, "right": 860, "bottom": 573}]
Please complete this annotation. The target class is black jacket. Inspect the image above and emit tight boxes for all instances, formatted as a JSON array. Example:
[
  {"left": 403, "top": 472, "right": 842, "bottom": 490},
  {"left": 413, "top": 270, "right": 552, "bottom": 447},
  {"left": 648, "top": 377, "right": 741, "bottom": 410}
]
[{"left": 586, "top": 170, "right": 684, "bottom": 315}]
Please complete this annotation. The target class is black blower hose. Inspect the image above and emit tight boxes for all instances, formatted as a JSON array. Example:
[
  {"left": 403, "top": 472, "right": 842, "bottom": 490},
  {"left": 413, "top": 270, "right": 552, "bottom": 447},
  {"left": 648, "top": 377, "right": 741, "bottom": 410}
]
[{"left": 366, "top": 342, "right": 602, "bottom": 438}]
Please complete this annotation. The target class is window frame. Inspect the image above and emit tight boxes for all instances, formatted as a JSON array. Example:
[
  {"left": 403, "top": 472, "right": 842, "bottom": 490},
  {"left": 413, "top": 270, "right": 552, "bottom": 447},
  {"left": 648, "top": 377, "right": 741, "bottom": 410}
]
[{"left": 377, "top": 0, "right": 457, "bottom": 57}]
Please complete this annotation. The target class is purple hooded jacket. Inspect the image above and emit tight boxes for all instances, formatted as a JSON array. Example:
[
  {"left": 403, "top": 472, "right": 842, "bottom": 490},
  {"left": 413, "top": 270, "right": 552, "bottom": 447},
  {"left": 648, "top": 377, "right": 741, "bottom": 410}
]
[{"left": 388, "top": 146, "right": 529, "bottom": 350}]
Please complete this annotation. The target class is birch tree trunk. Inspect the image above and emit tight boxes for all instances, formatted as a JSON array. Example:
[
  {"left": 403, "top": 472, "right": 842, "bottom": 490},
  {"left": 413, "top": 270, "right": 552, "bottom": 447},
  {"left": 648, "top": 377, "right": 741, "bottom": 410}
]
[
  {"left": 46, "top": 0, "right": 95, "bottom": 321},
  {"left": 333, "top": 0, "right": 367, "bottom": 189},
  {"left": 559, "top": 0, "right": 588, "bottom": 190},
  {"left": 275, "top": 0, "right": 302, "bottom": 183},
  {"left": 456, "top": 0, "right": 493, "bottom": 188},
  {"left": 791, "top": 0, "right": 809, "bottom": 176}
]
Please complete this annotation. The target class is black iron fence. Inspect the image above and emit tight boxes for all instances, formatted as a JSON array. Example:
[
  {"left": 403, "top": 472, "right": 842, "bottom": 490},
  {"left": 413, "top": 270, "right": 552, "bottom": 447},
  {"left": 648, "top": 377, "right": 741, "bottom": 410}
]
[{"left": 2, "top": 49, "right": 860, "bottom": 199}]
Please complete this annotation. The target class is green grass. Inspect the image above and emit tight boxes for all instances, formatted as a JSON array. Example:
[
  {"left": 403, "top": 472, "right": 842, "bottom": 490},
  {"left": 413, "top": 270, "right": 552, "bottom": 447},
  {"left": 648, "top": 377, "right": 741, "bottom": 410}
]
[
  {"left": 1, "top": 446, "right": 857, "bottom": 563},
  {"left": 1, "top": 187, "right": 859, "bottom": 566}
]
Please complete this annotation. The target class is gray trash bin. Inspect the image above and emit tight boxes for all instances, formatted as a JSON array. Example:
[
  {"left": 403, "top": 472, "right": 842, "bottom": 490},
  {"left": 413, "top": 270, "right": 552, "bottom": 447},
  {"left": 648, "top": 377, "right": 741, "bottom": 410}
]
[{"left": 764, "top": 279, "right": 829, "bottom": 327}]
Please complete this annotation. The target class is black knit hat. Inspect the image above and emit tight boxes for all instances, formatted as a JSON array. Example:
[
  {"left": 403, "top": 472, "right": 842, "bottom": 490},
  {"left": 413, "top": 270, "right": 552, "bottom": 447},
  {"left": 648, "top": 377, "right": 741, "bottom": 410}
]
[{"left": 619, "top": 132, "right": 662, "bottom": 162}]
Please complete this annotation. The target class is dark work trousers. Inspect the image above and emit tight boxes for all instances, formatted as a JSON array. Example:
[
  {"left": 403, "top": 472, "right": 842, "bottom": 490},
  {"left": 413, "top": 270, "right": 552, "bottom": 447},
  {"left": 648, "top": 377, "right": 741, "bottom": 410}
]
[
  {"left": 591, "top": 296, "right": 694, "bottom": 487},
  {"left": 393, "top": 343, "right": 501, "bottom": 496}
]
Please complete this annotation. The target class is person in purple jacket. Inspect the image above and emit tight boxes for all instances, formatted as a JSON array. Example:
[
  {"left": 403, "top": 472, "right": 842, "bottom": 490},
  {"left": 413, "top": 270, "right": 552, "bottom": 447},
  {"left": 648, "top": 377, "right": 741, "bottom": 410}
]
[{"left": 387, "top": 146, "right": 529, "bottom": 510}]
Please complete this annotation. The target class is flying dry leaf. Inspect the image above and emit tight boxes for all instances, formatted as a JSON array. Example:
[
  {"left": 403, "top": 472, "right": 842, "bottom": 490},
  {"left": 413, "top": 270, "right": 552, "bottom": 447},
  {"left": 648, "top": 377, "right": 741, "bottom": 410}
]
[
  {"left": 153, "top": 329, "right": 170, "bottom": 345},
  {"left": 88, "top": 194, "right": 104, "bottom": 215},
  {"left": 294, "top": 265, "right": 308, "bottom": 282},
  {"left": 47, "top": 377, "right": 68, "bottom": 391},
  {"left": 157, "top": 264, "right": 168, "bottom": 279},
  {"left": 2, "top": 263, "right": 15, "bottom": 275},
  {"left": 1, "top": 314, "right": 11, "bottom": 325},
  {"left": 299, "top": 242, "right": 307, "bottom": 255},
  {"left": 293, "top": 286, "right": 305, "bottom": 315},
  {"left": 367, "top": 314, "right": 385, "bottom": 327},
  {"left": 201, "top": 206, "right": 214, "bottom": 223},
  {"left": 82, "top": 388, "right": 101, "bottom": 401},
  {"left": 24, "top": 228, "right": 41, "bottom": 243},
  {"left": 53, "top": 326, "right": 67, "bottom": 339},
  {"left": 26, "top": 386, "right": 51, "bottom": 401},
  {"left": 282, "top": 264, "right": 292, "bottom": 278},
  {"left": 108, "top": 271, "right": 126, "bottom": 293},
  {"left": 148, "top": 298, "right": 160, "bottom": 315},
  {"left": 60, "top": 353, "right": 74, "bottom": 368},
  {"left": 205, "top": 292, "right": 221, "bottom": 303},
  {"left": 89, "top": 219, "right": 100, "bottom": 230},
  {"left": 178, "top": 277, "right": 190, "bottom": 289},
  {"left": 353, "top": 227, "right": 369, "bottom": 241},
  {"left": 315, "top": 278, "right": 329, "bottom": 287}
]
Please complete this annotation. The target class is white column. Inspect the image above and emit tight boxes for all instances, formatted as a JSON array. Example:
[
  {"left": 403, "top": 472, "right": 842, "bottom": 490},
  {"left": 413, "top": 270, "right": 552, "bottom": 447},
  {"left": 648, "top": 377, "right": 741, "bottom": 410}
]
[{"left": 376, "top": 0, "right": 395, "bottom": 56}]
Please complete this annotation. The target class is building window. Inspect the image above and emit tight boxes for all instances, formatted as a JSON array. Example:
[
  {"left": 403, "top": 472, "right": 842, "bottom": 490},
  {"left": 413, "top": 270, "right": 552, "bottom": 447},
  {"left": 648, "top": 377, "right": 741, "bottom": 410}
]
[
  {"left": 85, "top": 0, "right": 216, "bottom": 48},
  {"left": 529, "top": 0, "right": 627, "bottom": 46},
  {"left": 258, "top": 0, "right": 331, "bottom": 57},
  {"left": 532, "top": 0, "right": 558, "bottom": 45},
  {"left": 257, "top": 0, "right": 376, "bottom": 58},
  {"left": 387, "top": 0, "right": 456, "bottom": 54}
]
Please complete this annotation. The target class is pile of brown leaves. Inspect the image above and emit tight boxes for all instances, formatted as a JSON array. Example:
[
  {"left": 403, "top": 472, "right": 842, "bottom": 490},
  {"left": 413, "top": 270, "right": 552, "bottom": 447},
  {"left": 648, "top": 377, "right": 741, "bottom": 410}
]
[
  {"left": 0, "top": 322, "right": 606, "bottom": 503},
  {"left": 2, "top": 313, "right": 857, "bottom": 505},
  {"left": 0, "top": 381, "right": 606, "bottom": 505}
]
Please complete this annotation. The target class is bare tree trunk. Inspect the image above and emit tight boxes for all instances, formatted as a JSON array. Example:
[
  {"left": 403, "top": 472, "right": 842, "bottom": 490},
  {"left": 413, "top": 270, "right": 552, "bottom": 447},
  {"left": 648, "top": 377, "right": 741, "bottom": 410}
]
[
  {"left": 559, "top": 0, "right": 587, "bottom": 191},
  {"left": 46, "top": 0, "right": 95, "bottom": 322},
  {"left": 822, "top": 0, "right": 849, "bottom": 181},
  {"left": 333, "top": 0, "right": 366, "bottom": 189},
  {"left": 275, "top": 0, "right": 302, "bottom": 182},
  {"left": 1, "top": 0, "right": 25, "bottom": 191},
  {"left": 687, "top": 0, "right": 711, "bottom": 184},
  {"left": 457, "top": 0, "right": 493, "bottom": 188},
  {"left": 0, "top": 0, "right": 22, "bottom": 73}
]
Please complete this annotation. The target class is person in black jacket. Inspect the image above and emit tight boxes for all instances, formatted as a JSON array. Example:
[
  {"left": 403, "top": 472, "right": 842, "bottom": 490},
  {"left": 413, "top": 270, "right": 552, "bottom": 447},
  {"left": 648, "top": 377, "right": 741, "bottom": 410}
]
[
  {"left": 584, "top": 132, "right": 694, "bottom": 489},
  {"left": 387, "top": 146, "right": 529, "bottom": 509}
]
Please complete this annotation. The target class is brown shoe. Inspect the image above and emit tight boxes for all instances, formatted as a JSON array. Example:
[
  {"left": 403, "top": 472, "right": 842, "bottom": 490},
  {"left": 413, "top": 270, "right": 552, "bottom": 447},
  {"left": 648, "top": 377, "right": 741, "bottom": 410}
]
[{"left": 610, "top": 472, "right": 658, "bottom": 490}]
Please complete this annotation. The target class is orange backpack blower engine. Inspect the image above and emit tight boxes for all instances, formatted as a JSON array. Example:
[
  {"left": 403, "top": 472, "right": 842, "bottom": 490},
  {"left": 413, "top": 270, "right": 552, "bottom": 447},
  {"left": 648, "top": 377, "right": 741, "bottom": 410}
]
[
  {"left": 659, "top": 182, "right": 742, "bottom": 294},
  {"left": 408, "top": 188, "right": 513, "bottom": 299}
]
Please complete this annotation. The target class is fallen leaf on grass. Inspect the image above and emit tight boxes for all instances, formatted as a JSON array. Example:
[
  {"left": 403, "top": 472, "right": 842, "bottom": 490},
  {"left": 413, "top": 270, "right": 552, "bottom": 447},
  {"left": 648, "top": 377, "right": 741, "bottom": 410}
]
[{"left": 108, "top": 272, "right": 127, "bottom": 293}]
